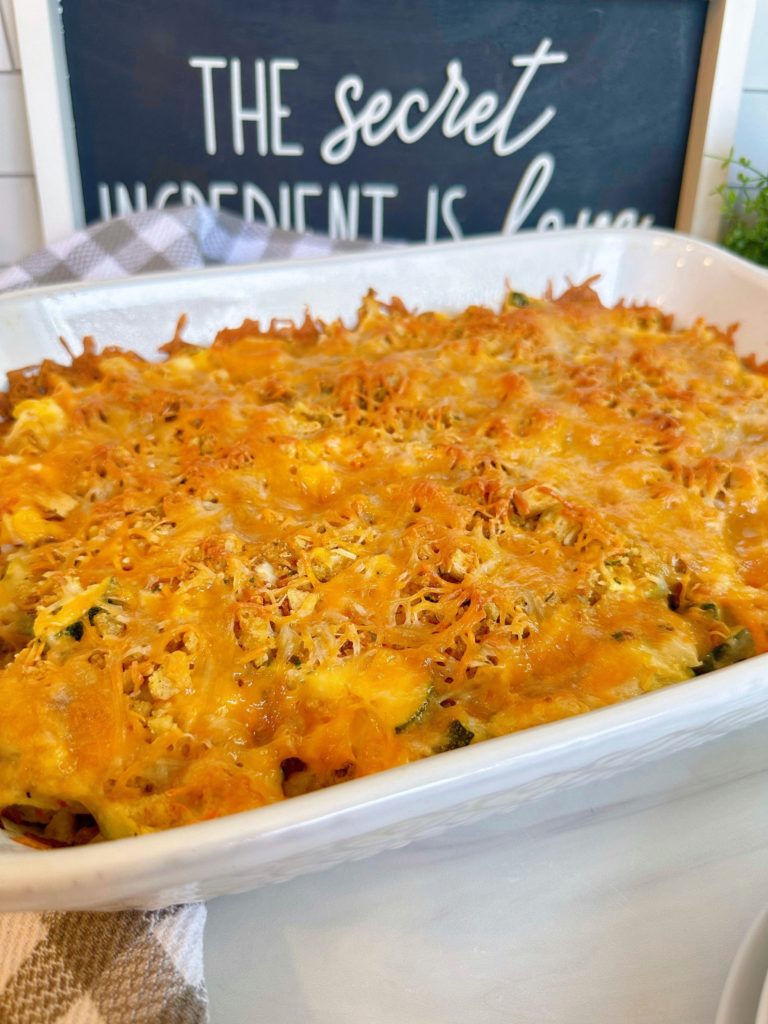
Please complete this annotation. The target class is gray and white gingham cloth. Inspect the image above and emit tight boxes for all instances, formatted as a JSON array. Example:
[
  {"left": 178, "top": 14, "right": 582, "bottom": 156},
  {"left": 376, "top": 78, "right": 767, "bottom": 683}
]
[
  {"left": 0, "top": 907, "right": 208, "bottom": 1024},
  {"left": 0, "top": 204, "right": 377, "bottom": 292},
  {"left": 0, "top": 205, "right": 382, "bottom": 1024}
]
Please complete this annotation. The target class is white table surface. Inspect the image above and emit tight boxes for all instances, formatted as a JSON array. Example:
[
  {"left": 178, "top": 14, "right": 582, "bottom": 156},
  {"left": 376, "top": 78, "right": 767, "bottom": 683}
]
[{"left": 204, "top": 717, "right": 768, "bottom": 1024}]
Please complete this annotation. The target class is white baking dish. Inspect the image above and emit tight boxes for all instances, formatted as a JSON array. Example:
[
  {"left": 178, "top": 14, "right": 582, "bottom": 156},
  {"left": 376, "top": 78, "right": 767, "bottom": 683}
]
[{"left": 1, "top": 227, "right": 767, "bottom": 912}]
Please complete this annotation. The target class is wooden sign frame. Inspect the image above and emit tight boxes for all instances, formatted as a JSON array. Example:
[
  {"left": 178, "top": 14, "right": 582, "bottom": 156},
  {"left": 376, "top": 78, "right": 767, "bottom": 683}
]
[{"left": 14, "top": 0, "right": 756, "bottom": 246}]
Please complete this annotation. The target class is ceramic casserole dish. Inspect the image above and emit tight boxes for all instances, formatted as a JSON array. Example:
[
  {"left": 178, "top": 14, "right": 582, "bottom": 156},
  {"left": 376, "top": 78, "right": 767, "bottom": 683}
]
[{"left": 1, "top": 227, "right": 767, "bottom": 911}]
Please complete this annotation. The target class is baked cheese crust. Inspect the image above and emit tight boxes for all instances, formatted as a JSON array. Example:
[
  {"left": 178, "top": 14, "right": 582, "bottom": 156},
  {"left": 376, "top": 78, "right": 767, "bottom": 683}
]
[{"left": 0, "top": 283, "right": 764, "bottom": 841}]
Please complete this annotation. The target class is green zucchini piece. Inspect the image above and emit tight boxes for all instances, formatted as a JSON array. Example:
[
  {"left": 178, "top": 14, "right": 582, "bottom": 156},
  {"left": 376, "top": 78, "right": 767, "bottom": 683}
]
[
  {"left": 698, "top": 602, "right": 721, "bottom": 619},
  {"left": 63, "top": 606, "right": 103, "bottom": 642},
  {"left": 437, "top": 719, "right": 475, "bottom": 752},
  {"left": 692, "top": 628, "right": 754, "bottom": 676},
  {"left": 394, "top": 690, "right": 432, "bottom": 734},
  {"left": 34, "top": 577, "right": 114, "bottom": 642},
  {"left": 64, "top": 620, "right": 85, "bottom": 641},
  {"left": 509, "top": 291, "right": 530, "bottom": 308},
  {"left": 64, "top": 614, "right": 84, "bottom": 638}
]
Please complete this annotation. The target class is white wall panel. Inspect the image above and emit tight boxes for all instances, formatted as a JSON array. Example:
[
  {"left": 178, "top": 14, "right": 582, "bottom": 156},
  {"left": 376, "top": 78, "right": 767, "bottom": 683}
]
[
  {"left": 0, "top": 0, "right": 20, "bottom": 69},
  {"left": 0, "top": 73, "right": 32, "bottom": 173},
  {"left": 732, "top": 89, "right": 768, "bottom": 173},
  {"left": 0, "top": 176, "right": 41, "bottom": 264},
  {"left": 743, "top": 0, "right": 768, "bottom": 91},
  {"left": 0, "top": 4, "right": 12, "bottom": 71}
]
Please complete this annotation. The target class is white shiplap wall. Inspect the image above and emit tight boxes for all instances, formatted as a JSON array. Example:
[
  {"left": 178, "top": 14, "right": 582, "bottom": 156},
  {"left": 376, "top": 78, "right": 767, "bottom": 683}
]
[
  {"left": 0, "top": 0, "right": 41, "bottom": 266},
  {"left": 733, "top": 0, "right": 768, "bottom": 174},
  {"left": 0, "top": 2, "right": 766, "bottom": 269}
]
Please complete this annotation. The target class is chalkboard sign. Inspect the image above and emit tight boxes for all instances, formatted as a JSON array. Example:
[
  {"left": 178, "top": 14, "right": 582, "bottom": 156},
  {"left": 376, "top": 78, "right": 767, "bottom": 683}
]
[{"left": 15, "top": 0, "right": 757, "bottom": 245}]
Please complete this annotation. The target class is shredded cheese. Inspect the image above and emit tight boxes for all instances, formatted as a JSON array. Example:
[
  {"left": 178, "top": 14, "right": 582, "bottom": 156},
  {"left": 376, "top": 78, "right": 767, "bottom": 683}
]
[{"left": 0, "top": 283, "right": 766, "bottom": 840}]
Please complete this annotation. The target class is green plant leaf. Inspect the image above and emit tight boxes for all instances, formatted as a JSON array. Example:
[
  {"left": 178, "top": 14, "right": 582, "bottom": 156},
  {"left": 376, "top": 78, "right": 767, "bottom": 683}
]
[{"left": 714, "top": 154, "right": 768, "bottom": 268}]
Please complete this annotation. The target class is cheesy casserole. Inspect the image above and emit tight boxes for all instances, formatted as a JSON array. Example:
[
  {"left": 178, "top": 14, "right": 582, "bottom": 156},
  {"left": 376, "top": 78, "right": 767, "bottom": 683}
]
[{"left": 0, "top": 282, "right": 765, "bottom": 844}]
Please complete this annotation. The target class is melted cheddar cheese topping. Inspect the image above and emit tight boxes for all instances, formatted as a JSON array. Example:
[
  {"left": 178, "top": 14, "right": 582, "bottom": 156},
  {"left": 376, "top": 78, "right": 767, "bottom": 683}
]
[{"left": 0, "top": 284, "right": 766, "bottom": 841}]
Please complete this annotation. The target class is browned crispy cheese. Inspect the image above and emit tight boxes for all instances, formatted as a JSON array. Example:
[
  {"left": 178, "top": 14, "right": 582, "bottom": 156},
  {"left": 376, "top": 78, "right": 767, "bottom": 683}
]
[{"left": 0, "top": 285, "right": 765, "bottom": 840}]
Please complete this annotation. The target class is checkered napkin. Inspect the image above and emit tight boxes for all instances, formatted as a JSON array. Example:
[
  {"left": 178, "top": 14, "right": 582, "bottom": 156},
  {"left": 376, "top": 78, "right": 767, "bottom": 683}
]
[
  {"left": 0, "top": 205, "right": 381, "bottom": 1023},
  {"left": 0, "top": 204, "right": 376, "bottom": 293},
  {"left": 0, "top": 907, "right": 208, "bottom": 1024}
]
